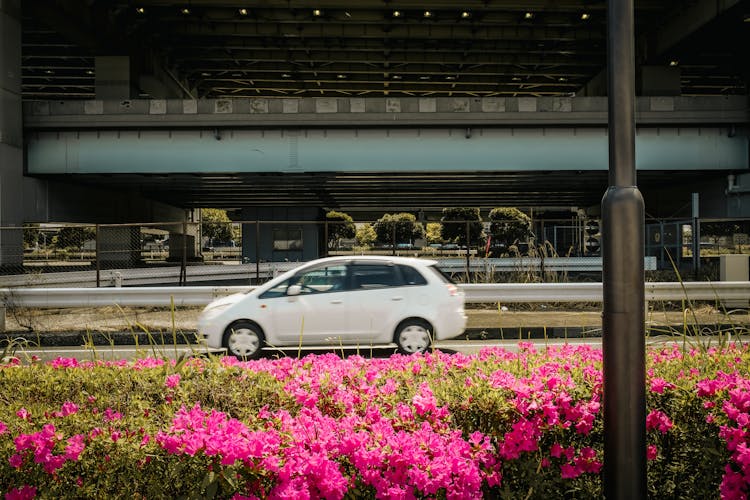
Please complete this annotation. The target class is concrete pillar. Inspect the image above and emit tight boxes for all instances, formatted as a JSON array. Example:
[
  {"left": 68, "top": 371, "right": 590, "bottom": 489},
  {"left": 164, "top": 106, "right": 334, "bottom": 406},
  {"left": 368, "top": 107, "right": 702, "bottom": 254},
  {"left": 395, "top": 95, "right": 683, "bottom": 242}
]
[
  {"left": 241, "top": 207, "right": 322, "bottom": 262},
  {"left": 98, "top": 226, "right": 141, "bottom": 268},
  {"left": 0, "top": 0, "right": 24, "bottom": 266},
  {"left": 95, "top": 56, "right": 132, "bottom": 100},
  {"left": 719, "top": 254, "right": 749, "bottom": 308}
]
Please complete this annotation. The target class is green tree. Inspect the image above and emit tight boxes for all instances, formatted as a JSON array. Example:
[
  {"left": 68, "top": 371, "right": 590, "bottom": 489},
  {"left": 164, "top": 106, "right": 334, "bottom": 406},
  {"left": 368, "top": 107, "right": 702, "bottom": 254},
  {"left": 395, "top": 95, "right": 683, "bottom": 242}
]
[
  {"left": 440, "top": 208, "right": 483, "bottom": 246},
  {"left": 356, "top": 224, "right": 377, "bottom": 247},
  {"left": 425, "top": 222, "right": 443, "bottom": 243},
  {"left": 373, "top": 213, "right": 425, "bottom": 245},
  {"left": 201, "top": 209, "right": 234, "bottom": 245},
  {"left": 325, "top": 210, "right": 356, "bottom": 249},
  {"left": 488, "top": 207, "right": 533, "bottom": 251},
  {"left": 54, "top": 226, "right": 96, "bottom": 249}
]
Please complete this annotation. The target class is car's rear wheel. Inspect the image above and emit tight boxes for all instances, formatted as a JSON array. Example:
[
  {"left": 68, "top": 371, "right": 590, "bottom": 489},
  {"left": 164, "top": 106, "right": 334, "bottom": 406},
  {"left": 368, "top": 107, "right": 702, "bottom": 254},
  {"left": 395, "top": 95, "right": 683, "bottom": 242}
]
[
  {"left": 223, "top": 321, "right": 264, "bottom": 359},
  {"left": 395, "top": 319, "right": 432, "bottom": 354}
]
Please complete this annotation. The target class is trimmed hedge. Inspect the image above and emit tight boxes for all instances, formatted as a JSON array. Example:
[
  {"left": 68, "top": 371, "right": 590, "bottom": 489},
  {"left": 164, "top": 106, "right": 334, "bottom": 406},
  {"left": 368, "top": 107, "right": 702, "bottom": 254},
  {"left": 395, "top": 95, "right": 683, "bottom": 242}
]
[{"left": 0, "top": 344, "right": 748, "bottom": 499}]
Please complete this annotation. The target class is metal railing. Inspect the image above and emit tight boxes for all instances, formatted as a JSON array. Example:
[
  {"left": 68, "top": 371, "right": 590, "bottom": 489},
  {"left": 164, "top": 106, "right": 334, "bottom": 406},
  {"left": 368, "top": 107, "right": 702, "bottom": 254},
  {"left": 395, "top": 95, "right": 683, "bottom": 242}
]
[{"left": 1, "top": 281, "right": 747, "bottom": 308}]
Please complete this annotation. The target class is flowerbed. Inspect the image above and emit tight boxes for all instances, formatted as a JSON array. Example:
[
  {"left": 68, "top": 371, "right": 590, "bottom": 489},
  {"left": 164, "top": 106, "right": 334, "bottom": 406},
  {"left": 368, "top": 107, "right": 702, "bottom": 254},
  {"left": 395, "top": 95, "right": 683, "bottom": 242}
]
[{"left": 0, "top": 343, "right": 748, "bottom": 499}]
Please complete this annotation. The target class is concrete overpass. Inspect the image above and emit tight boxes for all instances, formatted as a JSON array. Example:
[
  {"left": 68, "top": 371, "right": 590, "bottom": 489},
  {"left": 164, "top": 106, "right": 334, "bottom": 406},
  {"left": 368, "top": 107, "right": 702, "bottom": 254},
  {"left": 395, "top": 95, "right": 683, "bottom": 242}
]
[{"left": 0, "top": 0, "right": 748, "bottom": 265}]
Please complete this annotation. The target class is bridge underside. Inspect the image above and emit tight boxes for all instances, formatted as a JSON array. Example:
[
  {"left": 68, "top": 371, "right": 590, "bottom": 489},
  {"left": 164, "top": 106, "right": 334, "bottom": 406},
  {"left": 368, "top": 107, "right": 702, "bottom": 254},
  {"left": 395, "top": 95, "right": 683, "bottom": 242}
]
[{"left": 39, "top": 170, "right": 726, "bottom": 216}]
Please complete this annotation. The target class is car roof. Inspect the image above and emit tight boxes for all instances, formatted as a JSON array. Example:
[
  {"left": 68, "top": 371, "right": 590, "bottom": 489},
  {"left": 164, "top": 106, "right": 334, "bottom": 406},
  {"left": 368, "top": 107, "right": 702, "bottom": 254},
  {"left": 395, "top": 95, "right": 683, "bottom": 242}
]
[{"left": 300, "top": 255, "right": 438, "bottom": 268}]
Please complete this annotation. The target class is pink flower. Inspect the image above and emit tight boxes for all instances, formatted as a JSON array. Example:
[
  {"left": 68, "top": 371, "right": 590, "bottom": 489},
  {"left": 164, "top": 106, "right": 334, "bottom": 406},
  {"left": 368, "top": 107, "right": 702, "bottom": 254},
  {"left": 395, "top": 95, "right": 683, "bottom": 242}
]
[
  {"left": 60, "top": 402, "right": 78, "bottom": 417},
  {"left": 64, "top": 434, "right": 86, "bottom": 461},
  {"left": 165, "top": 374, "right": 181, "bottom": 388},
  {"left": 103, "top": 408, "right": 122, "bottom": 422},
  {"left": 16, "top": 408, "right": 30, "bottom": 421},
  {"left": 8, "top": 453, "right": 24, "bottom": 468},
  {"left": 646, "top": 410, "right": 673, "bottom": 434},
  {"left": 0, "top": 421, "right": 7, "bottom": 435},
  {"left": 5, "top": 485, "right": 37, "bottom": 500},
  {"left": 647, "top": 444, "right": 658, "bottom": 460}
]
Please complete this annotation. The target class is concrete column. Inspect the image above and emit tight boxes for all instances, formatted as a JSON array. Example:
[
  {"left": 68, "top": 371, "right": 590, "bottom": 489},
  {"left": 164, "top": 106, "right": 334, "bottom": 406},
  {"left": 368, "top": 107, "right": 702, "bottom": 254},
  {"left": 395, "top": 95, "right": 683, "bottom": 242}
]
[
  {"left": 98, "top": 226, "right": 141, "bottom": 268},
  {"left": 0, "top": 0, "right": 24, "bottom": 266},
  {"left": 95, "top": 56, "right": 132, "bottom": 100}
]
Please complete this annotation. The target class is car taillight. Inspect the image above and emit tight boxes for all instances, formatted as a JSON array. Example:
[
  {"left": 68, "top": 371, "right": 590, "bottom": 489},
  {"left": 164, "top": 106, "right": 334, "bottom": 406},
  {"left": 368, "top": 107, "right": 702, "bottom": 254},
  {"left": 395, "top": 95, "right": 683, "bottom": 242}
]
[{"left": 445, "top": 284, "right": 459, "bottom": 296}]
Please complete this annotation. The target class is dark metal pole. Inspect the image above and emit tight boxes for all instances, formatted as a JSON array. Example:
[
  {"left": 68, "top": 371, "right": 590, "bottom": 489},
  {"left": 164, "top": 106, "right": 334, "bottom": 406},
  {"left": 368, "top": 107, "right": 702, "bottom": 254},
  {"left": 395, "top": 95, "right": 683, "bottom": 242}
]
[
  {"left": 255, "top": 221, "right": 260, "bottom": 284},
  {"left": 692, "top": 193, "right": 700, "bottom": 277},
  {"left": 324, "top": 220, "right": 329, "bottom": 258},
  {"left": 465, "top": 221, "right": 471, "bottom": 282},
  {"left": 95, "top": 224, "right": 100, "bottom": 287},
  {"left": 603, "top": 0, "right": 646, "bottom": 497}
]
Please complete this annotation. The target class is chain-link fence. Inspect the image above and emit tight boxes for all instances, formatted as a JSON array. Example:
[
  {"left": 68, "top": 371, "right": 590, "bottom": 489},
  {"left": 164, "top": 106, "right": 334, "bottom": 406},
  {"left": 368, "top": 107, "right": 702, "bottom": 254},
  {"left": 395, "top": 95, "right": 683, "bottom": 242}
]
[{"left": 0, "top": 217, "right": 747, "bottom": 288}]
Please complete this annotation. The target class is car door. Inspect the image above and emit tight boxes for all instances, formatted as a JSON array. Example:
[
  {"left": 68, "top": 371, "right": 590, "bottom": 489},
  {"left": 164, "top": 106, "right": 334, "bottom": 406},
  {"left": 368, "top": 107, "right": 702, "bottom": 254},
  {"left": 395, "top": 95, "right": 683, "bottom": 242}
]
[
  {"left": 347, "top": 262, "right": 408, "bottom": 343},
  {"left": 267, "top": 263, "right": 350, "bottom": 344}
]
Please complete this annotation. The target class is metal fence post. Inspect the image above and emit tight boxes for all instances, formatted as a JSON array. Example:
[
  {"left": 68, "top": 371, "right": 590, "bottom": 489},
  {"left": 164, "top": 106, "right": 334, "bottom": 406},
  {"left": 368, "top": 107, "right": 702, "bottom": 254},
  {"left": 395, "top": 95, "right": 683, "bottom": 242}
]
[
  {"left": 255, "top": 221, "right": 260, "bottom": 285},
  {"left": 95, "top": 224, "right": 100, "bottom": 288},
  {"left": 179, "top": 221, "right": 187, "bottom": 286},
  {"left": 324, "top": 220, "right": 329, "bottom": 258},
  {"left": 391, "top": 223, "right": 396, "bottom": 256},
  {"left": 465, "top": 220, "right": 471, "bottom": 282}
]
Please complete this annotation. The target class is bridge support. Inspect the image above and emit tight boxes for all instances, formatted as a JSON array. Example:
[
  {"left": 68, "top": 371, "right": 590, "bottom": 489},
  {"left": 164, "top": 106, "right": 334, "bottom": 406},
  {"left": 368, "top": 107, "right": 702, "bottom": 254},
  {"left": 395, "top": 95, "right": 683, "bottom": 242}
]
[{"left": 0, "top": 0, "right": 24, "bottom": 266}]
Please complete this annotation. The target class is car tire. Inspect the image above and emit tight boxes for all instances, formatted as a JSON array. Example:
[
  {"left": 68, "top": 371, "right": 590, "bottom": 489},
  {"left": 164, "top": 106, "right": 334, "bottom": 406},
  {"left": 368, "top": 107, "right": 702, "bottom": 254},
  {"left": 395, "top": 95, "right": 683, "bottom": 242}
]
[
  {"left": 394, "top": 319, "right": 432, "bottom": 355},
  {"left": 223, "top": 321, "right": 264, "bottom": 359}
]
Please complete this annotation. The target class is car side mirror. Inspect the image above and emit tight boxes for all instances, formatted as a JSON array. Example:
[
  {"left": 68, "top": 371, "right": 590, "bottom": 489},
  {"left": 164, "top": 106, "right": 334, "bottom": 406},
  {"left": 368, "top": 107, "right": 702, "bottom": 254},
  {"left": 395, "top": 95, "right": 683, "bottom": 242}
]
[{"left": 287, "top": 284, "right": 302, "bottom": 296}]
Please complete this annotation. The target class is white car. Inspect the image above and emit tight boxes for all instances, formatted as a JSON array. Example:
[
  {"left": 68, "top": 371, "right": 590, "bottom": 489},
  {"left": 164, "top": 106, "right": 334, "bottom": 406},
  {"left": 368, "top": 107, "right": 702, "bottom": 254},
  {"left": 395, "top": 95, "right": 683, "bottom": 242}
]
[{"left": 198, "top": 255, "right": 467, "bottom": 358}]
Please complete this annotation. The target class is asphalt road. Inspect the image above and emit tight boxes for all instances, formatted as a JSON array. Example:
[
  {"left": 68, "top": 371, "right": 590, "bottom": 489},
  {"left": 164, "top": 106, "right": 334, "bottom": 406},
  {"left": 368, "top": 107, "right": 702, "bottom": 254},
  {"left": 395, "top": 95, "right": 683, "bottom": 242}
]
[{"left": 6, "top": 335, "right": 744, "bottom": 362}]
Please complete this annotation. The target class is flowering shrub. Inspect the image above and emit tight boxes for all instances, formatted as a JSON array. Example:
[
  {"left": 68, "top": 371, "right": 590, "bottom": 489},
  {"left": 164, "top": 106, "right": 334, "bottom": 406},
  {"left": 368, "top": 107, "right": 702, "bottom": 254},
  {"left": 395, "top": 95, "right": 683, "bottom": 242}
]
[{"left": 0, "top": 343, "right": 747, "bottom": 498}]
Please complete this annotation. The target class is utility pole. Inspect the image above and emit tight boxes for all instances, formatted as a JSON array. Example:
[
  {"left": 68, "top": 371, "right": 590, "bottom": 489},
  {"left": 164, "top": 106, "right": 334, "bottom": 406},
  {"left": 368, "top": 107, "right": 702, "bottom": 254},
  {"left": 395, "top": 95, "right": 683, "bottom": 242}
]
[{"left": 602, "top": 0, "right": 646, "bottom": 497}]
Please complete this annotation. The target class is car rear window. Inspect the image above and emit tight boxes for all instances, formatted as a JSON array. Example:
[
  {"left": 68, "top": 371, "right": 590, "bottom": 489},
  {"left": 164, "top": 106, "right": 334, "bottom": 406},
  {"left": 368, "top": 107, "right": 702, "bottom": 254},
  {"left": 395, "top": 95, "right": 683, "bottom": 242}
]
[
  {"left": 426, "top": 265, "right": 456, "bottom": 284},
  {"left": 397, "top": 264, "right": 428, "bottom": 286}
]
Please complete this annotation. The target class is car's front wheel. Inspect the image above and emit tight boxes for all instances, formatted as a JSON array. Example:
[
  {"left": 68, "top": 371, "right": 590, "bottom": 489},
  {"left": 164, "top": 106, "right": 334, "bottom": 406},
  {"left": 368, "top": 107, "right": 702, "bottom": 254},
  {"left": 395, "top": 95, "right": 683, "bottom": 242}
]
[
  {"left": 223, "top": 321, "right": 265, "bottom": 359},
  {"left": 395, "top": 319, "right": 432, "bottom": 354}
]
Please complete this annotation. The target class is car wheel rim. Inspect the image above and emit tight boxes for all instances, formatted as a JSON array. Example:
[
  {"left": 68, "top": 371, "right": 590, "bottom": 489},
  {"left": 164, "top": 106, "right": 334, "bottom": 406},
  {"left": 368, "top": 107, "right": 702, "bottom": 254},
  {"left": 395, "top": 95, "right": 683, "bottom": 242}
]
[
  {"left": 228, "top": 328, "right": 260, "bottom": 357},
  {"left": 399, "top": 325, "right": 430, "bottom": 353}
]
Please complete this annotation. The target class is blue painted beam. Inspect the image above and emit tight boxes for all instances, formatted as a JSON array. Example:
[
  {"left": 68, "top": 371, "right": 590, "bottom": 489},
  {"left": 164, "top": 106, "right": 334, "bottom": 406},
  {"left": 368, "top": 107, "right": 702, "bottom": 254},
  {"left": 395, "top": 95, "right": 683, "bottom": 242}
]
[{"left": 27, "top": 127, "right": 748, "bottom": 174}]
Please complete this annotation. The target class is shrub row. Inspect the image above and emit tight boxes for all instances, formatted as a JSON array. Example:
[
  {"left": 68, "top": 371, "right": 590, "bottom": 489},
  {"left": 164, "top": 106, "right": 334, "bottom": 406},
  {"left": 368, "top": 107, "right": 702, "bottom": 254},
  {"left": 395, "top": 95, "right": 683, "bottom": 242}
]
[{"left": 0, "top": 343, "right": 748, "bottom": 499}]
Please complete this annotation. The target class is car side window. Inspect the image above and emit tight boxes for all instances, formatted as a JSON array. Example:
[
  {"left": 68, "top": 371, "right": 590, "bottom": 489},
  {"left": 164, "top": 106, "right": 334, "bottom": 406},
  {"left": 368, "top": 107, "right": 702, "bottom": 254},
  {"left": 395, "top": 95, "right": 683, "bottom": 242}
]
[
  {"left": 291, "top": 264, "right": 349, "bottom": 294},
  {"left": 259, "top": 278, "right": 293, "bottom": 299},
  {"left": 397, "top": 264, "right": 428, "bottom": 286},
  {"left": 350, "top": 264, "right": 403, "bottom": 289}
]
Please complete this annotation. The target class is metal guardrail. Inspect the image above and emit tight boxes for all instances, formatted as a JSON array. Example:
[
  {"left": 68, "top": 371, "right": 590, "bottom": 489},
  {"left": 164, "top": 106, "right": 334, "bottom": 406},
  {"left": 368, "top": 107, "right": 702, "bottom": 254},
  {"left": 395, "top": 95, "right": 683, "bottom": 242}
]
[
  {"left": 0, "top": 282, "right": 747, "bottom": 308},
  {"left": 0, "top": 257, "right": 657, "bottom": 288}
]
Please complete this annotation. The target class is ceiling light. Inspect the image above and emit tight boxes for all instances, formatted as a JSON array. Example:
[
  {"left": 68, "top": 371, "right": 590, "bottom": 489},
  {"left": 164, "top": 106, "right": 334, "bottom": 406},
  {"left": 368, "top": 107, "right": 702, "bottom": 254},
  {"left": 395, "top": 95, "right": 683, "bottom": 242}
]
[
  {"left": 312, "top": 9, "right": 322, "bottom": 17},
  {"left": 419, "top": 75, "right": 431, "bottom": 80},
  {"left": 281, "top": 73, "right": 292, "bottom": 78},
  {"left": 135, "top": 7, "right": 145, "bottom": 14},
  {"left": 201, "top": 72, "right": 211, "bottom": 77},
  {"left": 337, "top": 74, "right": 347, "bottom": 79},
  {"left": 44, "top": 69, "right": 55, "bottom": 75},
  {"left": 669, "top": 60, "right": 679, "bottom": 66},
  {"left": 445, "top": 75, "right": 457, "bottom": 80},
  {"left": 392, "top": 75, "right": 402, "bottom": 80},
  {"left": 85, "top": 70, "right": 94, "bottom": 75},
  {"left": 558, "top": 77, "right": 567, "bottom": 82},
  {"left": 461, "top": 11, "right": 471, "bottom": 19},
  {"left": 524, "top": 12, "right": 535, "bottom": 20},
  {"left": 512, "top": 77, "right": 522, "bottom": 81},
  {"left": 180, "top": 7, "right": 191, "bottom": 15},
  {"left": 423, "top": 11, "right": 433, "bottom": 18},
  {"left": 392, "top": 10, "right": 402, "bottom": 18},
  {"left": 581, "top": 13, "right": 590, "bottom": 20},
  {"left": 238, "top": 8, "right": 248, "bottom": 16}
]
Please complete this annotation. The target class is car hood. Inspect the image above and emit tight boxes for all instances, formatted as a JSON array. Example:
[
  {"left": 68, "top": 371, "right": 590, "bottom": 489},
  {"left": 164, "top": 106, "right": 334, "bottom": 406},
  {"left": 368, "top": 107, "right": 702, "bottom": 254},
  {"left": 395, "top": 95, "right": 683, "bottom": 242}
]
[{"left": 204, "top": 292, "right": 246, "bottom": 310}]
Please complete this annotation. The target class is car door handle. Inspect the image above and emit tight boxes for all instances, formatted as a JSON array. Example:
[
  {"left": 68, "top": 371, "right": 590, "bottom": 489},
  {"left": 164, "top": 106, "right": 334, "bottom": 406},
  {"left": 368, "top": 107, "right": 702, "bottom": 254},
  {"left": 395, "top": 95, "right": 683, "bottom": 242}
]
[
  {"left": 331, "top": 299, "right": 343, "bottom": 304},
  {"left": 391, "top": 297, "right": 404, "bottom": 301}
]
